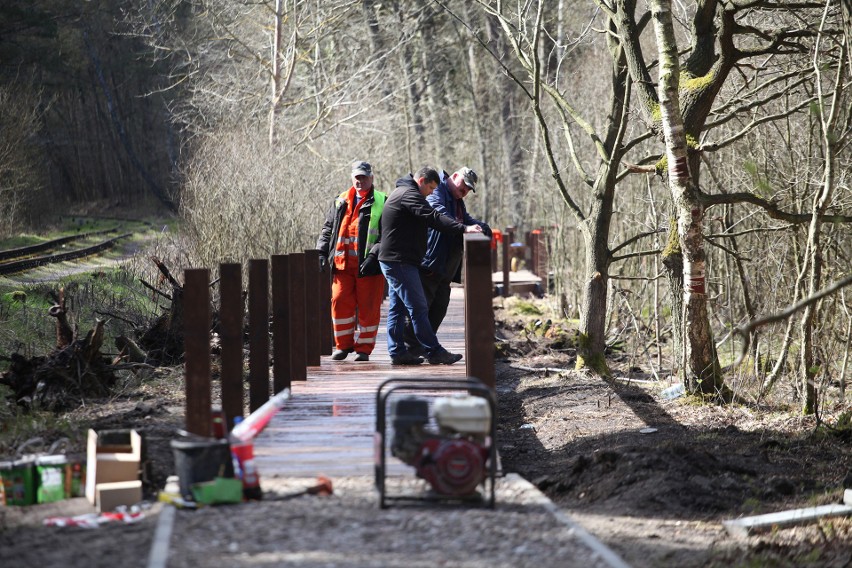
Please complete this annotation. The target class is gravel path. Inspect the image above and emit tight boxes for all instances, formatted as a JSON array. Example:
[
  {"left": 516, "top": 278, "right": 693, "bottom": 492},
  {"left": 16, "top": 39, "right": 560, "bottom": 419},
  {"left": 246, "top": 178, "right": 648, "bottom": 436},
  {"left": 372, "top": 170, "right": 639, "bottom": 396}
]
[{"left": 160, "top": 474, "right": 628, "bottom": 568}]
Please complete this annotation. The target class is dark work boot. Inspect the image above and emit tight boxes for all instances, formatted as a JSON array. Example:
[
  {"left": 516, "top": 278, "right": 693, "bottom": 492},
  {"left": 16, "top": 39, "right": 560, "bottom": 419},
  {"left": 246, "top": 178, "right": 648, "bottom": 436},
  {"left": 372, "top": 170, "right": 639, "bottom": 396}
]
[
  {"left": 427, "top": 348, "right": 462, "bottom": 365},
  {"left": 331, "top": 348, "right": 353, "bottom": 360},
  {"left": 391, "top": 352, "right": 424, "bottom": 366}
]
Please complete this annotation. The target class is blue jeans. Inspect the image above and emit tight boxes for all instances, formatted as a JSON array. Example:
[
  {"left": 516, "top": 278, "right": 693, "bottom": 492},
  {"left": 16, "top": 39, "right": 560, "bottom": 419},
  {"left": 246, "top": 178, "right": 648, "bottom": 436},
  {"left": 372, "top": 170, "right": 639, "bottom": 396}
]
[{"left": 379, "top": 261, "right": 441, "bottom": 357}]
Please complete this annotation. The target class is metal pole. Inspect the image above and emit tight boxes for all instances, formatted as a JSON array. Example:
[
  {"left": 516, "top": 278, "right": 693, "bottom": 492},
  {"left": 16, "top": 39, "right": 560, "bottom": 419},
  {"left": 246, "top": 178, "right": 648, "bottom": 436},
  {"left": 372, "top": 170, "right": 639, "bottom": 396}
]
[
  {"left": 464, "top": 234, "right": 496, "bottom": 389},
  {"left": 219, "top": 263, "right": 244, "bottom": 430},
  {"left": 271, "top": 255, "right": 291, "bottom": 392},
  {"left": 288, "top": 253, "right": 307, "bottom": 381},
  {"left": 183, "top": 268, "right": 211, "bottom": 436},
  {"left": 303, "top": 249, "right": 321, "bottom": 366},
  {"left": 319, "top": 259, "right": 333, "bottom": 355},
  {"left": 502, "top": 226, "right": 514, "bottom": 298},
  {"left": 248, "top": 259, "right": 269, "bottom": 412}
]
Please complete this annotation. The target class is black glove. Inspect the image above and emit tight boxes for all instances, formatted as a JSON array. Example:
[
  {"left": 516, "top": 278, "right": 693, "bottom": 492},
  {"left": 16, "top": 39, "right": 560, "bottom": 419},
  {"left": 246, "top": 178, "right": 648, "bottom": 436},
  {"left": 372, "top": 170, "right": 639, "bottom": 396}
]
[
  {"left": 359, "top": 253, "right": 379, "bottom": 276},
  {"left": 319, "top": 255, "right": 328, "bottom": 272}
]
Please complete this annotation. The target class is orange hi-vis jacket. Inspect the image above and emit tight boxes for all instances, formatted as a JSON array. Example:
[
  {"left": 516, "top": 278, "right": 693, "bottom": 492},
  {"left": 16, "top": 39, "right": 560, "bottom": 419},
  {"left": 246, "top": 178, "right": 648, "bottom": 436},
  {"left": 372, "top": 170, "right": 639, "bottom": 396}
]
[{"left": 324, "top": 187, "right": 386, "bottom": 354}]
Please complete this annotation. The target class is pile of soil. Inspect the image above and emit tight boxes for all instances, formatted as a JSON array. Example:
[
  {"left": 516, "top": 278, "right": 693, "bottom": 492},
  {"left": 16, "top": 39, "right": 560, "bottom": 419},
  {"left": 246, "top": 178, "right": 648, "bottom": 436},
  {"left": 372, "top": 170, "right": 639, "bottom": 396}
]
[{"left": 493, "top": 301, "right": 852, "bottom": 567}]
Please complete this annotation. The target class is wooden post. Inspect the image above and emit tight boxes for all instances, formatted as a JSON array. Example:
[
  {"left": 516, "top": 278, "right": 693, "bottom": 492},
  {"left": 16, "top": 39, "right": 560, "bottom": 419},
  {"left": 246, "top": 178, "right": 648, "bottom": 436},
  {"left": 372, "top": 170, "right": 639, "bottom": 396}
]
[
  {"left": 271, "top": 255, "right": 291, "bottom": 392},
  {"left": 288, "top": 253, "right": 307, "bottom": 381},
  {"left": 303, "top": 249, "right": 321, "bottom": 367},
  {"left": 248, "top": 259, "right": 269, "bottom": 412},
  {"left": 530, "top": 231, "right": 540, "bottom": 277},
  {"left": 464, "top": 234, "right": 495, "bottom": 389},
  {"left": 490, "top": 233, "right": 498, "bottom": 272},
  {"left": 219, "top": 263, "right": 244, "bottom": 430},
  {"left": 502, "top": 226, "right": 513, "bottom": 298},
  {"left": 320, "top": 261, "right": 333, "bottom": 355},
  {"left": 183, "top": 268, "right": 211, "bottom": 436}
]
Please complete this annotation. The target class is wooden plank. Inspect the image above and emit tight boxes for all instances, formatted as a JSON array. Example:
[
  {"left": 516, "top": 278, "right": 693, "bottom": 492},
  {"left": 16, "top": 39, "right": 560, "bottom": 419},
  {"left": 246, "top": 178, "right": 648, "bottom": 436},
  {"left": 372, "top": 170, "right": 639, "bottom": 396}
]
[
  {"left": 722, "top": 504, "right": 852, "bottom": 538},
  {"left": 248, "top": 259, "right": 269, "bottom": 412},
  {"left": 464, "top": 234, "right": 495, "bottom": 389},
  {"left": 303, "top": 250, "right": 322, "bottom": 367},
  {"left": 501, "top": 227, "right": 511, "bottom": 298},
  {"left": 253, "top": 288, "right": 476, "bottom": 478},
  {"left": 271, "top": 255, "right": 290, "bottom": 392},
  {"left": 319, "top": 261, "right": 333, "bottom": 355},
  {"left": 219, "top": 262, "right": 244, "bottom": 429},
  {"left": 183, "top": 269, "right": 211, "bottom": 436},
  {"left": 288, "top": 253, "right": 307, "bottom": 381}
]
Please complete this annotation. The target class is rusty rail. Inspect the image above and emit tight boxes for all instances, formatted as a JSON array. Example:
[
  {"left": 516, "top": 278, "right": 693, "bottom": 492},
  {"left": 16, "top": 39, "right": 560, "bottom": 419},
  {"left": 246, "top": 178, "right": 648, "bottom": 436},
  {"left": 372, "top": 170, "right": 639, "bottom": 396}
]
[{"left": 0, "top": 233, "right": 132, "bottom": 275}]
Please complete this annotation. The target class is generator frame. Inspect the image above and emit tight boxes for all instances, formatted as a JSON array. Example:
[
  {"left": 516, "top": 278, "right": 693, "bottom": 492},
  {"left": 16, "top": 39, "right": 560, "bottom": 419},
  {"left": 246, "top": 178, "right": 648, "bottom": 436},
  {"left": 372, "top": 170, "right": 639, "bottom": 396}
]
[{"left": 374, "top": 376, "right": 497, "bottom": 509}]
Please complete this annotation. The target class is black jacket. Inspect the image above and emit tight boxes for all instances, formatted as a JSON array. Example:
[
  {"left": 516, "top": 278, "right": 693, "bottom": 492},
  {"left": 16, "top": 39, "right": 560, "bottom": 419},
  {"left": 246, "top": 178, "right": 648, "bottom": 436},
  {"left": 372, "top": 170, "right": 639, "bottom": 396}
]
[
  {"left": 377, "top": 175, "right": 465, "bottom": 266},
  {"left": 316, "top": 188, "right": 384, "bottom": 277}
]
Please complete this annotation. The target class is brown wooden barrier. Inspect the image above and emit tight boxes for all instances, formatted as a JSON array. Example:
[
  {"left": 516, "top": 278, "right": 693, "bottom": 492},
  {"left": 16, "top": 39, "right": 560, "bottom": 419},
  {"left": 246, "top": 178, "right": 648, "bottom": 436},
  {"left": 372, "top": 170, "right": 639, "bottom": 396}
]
[
  {"left": 183, "top": 268, "right": 211, "bottom": 436},
  {"left": 303, "top": 249, "right": 321, "bottom": 367},
  {"left": 502, "top": 226, "right": 513, "bottom": 298},
  {"left": 248, "top": 258, "right": 269, "bottom": 412},
  {"left": 319, "top": 261, "right": 332, "bottom": 355},
  {"left": 271, "top": 254, "right": 291, "bottom": 392},
  {"left": 464, "top": 234, "right": 495, "bottom": 389},
  {"left": 219, "top": 263, "right": 244, "bottom": 430},
  {"left": 288, "top": 253, "right": 307, "bottom": 381}
]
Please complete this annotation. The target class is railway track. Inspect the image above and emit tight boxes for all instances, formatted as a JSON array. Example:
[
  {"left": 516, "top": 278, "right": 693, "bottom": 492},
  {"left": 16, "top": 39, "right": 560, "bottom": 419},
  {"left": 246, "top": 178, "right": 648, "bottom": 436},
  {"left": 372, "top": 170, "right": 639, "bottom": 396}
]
[{"left": 0, "top": 230, "right": 134, "bottom": 276}]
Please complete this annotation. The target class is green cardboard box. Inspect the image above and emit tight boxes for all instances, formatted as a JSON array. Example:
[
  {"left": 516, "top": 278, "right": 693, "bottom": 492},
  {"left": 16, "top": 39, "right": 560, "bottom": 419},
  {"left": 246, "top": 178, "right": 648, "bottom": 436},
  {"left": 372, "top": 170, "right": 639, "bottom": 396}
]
[{"left": 0, "top": 457, "right": 36, "bottom": 506}]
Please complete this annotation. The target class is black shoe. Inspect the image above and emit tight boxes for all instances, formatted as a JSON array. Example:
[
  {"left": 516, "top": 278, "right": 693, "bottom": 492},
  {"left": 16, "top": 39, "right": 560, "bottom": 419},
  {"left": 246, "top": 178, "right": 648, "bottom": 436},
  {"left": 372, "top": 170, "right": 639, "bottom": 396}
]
[
  {"left": 428, "top": 349, "right": 462, "bottom": 365},
  {"left": 354, "top": 352, "right": 369, "bottom": 362},
  {"left": 331, "top": 348, "right": 353, "bottom": 361},
  {"left": 391, "top": 352, "right": 424, "bottom": 366},
  {"left": 407, "top": 344, "right": 426, "bottom": 358}
]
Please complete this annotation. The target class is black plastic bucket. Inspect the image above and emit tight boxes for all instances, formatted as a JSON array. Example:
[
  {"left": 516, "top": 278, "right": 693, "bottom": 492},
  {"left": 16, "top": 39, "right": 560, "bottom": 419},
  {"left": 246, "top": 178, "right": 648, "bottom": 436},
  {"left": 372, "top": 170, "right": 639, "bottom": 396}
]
[{"left": 170, "top": 436, "right": 234, "bottom": 500}]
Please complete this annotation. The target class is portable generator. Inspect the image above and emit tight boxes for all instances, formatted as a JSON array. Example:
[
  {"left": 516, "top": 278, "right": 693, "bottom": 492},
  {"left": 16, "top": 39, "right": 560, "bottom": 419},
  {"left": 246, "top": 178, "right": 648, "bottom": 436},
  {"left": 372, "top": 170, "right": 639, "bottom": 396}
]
[{"left": 375, "top": 377, "right": 497, "bottom": 508}]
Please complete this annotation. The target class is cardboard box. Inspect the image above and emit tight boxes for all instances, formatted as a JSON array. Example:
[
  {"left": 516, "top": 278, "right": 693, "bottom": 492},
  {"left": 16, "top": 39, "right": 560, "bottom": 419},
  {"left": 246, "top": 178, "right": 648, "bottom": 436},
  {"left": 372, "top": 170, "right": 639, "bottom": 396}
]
[
  {"left": 35, "top": 455, "right": 67, "bottom": 504},
  {"left": 96, "top": 480, "right": 143, "bottom": 512},
  {"left": 85, "top": 429, "right": 142, "bottom": 507},
  {"left": 0, "top": 457, "right": 36, "bottom": 506}
]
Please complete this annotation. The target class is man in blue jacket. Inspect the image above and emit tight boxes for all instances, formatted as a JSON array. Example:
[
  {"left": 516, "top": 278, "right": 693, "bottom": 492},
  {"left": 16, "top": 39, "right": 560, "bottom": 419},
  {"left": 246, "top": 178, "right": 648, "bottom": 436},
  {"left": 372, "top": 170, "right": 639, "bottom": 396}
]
[
  {"left": 378, "top": 166, "right": 483, "bottom": 365},
  {"left": 404, "top": 167, "right": 491, "bottom": 356}
]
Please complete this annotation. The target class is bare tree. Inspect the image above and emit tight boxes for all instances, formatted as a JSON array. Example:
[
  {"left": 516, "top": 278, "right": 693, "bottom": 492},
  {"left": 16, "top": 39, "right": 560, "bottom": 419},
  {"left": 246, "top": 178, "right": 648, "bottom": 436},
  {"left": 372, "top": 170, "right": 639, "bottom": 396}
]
[{"left": 0, "top": 82, "right": 46, "bottom": 236}]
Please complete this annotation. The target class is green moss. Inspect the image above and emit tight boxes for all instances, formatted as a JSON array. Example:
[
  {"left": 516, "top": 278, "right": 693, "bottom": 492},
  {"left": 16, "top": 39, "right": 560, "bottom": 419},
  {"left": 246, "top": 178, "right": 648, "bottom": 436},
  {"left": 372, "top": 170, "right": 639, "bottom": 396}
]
[
  {"left": 511, "top": 300, "right": 543, "bottom": 316},
  {"left": 681, "top": 69, "right": 715, "bottom": 92},
  {"left": 661, "top": 221, "right": 681, "bottom": 259},
  {"left": 576, "top": 352, "right": 610, "bottom": 377}
]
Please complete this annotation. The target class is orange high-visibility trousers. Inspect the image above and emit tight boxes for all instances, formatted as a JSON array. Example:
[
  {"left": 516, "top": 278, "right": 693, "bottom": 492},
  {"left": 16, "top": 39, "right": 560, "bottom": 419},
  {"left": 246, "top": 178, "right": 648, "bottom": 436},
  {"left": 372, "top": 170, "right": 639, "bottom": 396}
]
[{"left": 331, "top": 265, "right": 385, "bottom": 355}]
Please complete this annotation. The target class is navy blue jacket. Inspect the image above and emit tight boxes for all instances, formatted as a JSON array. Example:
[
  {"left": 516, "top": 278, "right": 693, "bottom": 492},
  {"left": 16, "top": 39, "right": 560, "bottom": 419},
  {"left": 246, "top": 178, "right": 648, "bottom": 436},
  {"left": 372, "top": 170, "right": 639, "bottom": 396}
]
[{"left": 422, "top": 178, "right": 491, "bottom": 282}]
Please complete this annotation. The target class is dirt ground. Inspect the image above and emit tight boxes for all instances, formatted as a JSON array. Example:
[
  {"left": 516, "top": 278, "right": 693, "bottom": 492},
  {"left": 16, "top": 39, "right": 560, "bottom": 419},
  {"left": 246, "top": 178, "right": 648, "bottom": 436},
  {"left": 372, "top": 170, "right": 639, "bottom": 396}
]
[
  {"left": 3, "top": 301, "right": 852, "bottom": 567},
  {"left": 494, "top": 301, "right": 852, "bottom": 567}
]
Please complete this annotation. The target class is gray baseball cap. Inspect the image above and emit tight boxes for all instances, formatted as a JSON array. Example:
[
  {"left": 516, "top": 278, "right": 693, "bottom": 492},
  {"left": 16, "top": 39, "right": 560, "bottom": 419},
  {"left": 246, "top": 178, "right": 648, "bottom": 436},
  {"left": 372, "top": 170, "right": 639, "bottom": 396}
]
[
  {"left": 458, "top": 167, "right": 478, "bottom": 192},
  {"left": 351, "top": 161, "right": 372, "bottom": 177}
]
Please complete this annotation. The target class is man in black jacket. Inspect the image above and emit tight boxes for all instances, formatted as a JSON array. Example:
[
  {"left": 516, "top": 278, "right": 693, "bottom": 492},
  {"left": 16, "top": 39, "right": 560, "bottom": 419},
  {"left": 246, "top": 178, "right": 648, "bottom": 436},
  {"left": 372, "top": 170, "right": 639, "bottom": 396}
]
[{"left": 378, "top": 166, "right": 483, "bottom": 365}]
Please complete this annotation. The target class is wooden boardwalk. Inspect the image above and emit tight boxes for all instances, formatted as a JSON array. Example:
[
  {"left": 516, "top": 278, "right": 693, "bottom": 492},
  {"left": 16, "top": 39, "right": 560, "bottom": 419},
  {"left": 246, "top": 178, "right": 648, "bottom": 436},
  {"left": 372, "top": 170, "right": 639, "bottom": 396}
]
[{"left": 254, "top": 287, "right": 472, "bottom": 478}]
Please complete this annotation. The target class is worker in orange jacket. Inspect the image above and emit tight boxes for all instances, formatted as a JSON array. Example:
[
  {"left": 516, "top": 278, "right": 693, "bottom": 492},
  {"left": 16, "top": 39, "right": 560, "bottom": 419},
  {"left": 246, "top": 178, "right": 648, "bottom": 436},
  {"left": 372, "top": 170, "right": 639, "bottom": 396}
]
[{"left": 316, "top": 161, "right": 387, "bottom": 361}]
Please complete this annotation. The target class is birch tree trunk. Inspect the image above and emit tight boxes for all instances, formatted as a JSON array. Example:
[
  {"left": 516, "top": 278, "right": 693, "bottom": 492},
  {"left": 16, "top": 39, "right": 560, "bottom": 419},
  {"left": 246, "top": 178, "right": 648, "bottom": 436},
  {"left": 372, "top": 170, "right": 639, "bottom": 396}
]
[{"left": 649, "top": 0, "right": 725, "bottom": 397}]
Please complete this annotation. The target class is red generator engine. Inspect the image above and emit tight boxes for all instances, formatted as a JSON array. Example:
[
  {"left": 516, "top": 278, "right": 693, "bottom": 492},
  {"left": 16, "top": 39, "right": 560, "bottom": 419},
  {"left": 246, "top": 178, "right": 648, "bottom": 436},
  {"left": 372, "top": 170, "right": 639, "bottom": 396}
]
[
  {"left": 390, "top": 395, "right": 491, "bottom": 496},
  {"left": 375, "top": 377, "right": 497, "bottom": 508}
]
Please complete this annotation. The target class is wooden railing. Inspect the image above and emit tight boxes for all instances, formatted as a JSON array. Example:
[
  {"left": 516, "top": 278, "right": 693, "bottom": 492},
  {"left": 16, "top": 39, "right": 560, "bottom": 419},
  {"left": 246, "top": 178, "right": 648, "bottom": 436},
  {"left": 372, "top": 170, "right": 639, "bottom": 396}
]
[{"left": 181, "top": 239, "right": 496, "bottom": 437}]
